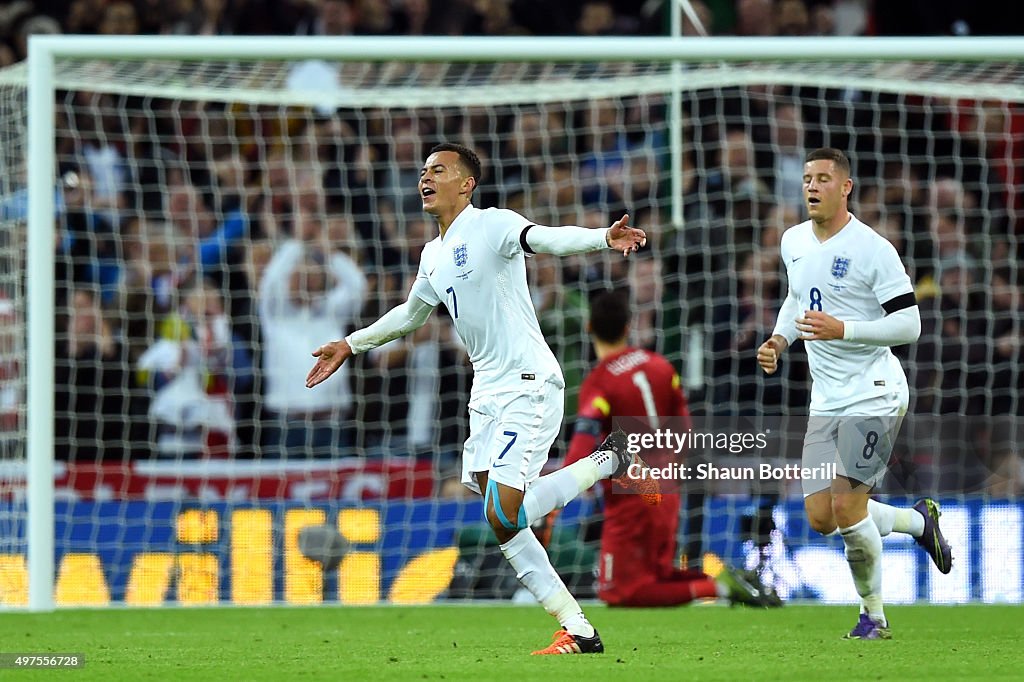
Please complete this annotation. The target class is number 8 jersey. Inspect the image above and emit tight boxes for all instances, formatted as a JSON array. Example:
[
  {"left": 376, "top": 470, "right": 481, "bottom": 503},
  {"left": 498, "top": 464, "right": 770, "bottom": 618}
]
[{"left": 774, "top": 214, "right": 915, "bottom": 412}]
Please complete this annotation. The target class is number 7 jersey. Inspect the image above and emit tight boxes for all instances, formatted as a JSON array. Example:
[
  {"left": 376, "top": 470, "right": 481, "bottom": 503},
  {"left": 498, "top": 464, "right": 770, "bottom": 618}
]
[
  {"left": 776, "top": 214, "right": 915, "bottom": 412},
  {"left": 409, "top": 205, "right": 563, "bottom": 406}
]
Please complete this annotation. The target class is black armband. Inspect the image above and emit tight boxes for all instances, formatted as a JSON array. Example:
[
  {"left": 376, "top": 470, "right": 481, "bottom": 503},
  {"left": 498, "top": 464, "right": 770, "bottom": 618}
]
[
  {"left": 881, "top": 291, "right": 917, "bottom": 315},
  {"left": 519, "top": 225, "right": 536, "bottom": 255},
  {"left": 573, "top": 417, "right": 603, "bottom": 438}
]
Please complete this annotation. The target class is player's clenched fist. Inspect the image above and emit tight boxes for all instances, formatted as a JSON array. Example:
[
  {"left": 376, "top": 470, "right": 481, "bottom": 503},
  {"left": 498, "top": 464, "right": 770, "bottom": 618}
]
[{"left": 757, "top": 335, "right": 789, "bottom": 375}]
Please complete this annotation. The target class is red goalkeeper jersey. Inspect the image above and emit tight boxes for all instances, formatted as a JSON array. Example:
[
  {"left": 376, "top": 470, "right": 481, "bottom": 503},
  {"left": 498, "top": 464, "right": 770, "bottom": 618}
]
[
  {"left": 563, "top": 346, "right": 693, "bottom": 600},
  {"left": 565, "top": 346, "right": 691, "bottom": 471}
]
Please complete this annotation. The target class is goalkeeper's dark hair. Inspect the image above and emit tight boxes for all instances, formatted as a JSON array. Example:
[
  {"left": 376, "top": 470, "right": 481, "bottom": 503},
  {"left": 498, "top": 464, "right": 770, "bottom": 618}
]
[
  {"left": 589, "top": 289, "right": 631, "bottom": 344},
  {"left": 430, "top": 142, "right": 482, "bottom": 192},
  {"left": 805, "top": 147, "right": 851, "bottom": 176}
]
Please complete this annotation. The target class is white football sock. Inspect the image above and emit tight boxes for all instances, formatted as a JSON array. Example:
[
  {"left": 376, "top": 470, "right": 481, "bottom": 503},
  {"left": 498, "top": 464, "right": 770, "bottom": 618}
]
[
  {"left": 499, "top": 528, "right": 594, "bottom": 638},
  {"left": 521, "top": 450, "right": 616, "bottom": 525},
  {"left": 840, "top": 515, "right": 886, "bottom": 625},
  {"left": 867, "top": 499, "right": 925, "bottom": 538}
]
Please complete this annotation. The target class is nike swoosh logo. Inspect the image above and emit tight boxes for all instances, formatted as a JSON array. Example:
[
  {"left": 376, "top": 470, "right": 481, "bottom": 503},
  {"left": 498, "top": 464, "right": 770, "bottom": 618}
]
[
  {"left": 792, "top": 257, "right": 803, "bottom": 262},
  {"left": 492, "top": 463, "right": 512, "bottom": 469}
]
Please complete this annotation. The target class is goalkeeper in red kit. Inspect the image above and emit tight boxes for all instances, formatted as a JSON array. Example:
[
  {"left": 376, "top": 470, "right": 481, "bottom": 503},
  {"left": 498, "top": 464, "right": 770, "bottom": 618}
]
[{"left": 558, "top": 289, "right": 779, "bottom": 607}]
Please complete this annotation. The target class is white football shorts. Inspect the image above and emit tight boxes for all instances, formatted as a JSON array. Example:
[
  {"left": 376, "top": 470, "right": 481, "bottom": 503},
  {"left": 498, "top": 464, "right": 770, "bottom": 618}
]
[
  {"left": 801, "top": 380, "right": 910, "bottom": 497},
  {"left": 461, "top": 379, "right": 564, "bottom": 494}
]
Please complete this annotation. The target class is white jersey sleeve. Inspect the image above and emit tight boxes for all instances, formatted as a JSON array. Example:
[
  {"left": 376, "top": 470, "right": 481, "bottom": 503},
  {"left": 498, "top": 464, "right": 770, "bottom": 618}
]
[
  {"left": 479, "top": 208, "right": 532, "bottom": 259},
  {"left": 410, "top": 244, "right": 442, "bottom": 307},
  {"left": 773, "top": 229, "right": 801, "bottom": 345},
  {"left": 870, "top": 238, "right": 915, "bottom": 306},
  {"left": 524, "top": 224, "right": 609, "bottom": 256}
]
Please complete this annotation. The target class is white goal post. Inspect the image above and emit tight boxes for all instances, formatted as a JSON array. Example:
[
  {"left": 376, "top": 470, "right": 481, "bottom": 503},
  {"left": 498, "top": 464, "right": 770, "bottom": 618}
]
[{"left": 12, "top": 35, "right": 1024, "bottom": 611}]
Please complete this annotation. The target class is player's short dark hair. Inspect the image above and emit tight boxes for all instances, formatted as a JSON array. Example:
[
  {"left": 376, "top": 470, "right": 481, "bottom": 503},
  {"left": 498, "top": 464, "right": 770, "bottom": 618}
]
[
  {"left": 589, "top": 289, "right": 631, "bottom": 344},
  {"left": 805, "top": 147, "right": 851, "bottom": 176},
  {"left": 429, "top": 142, "right": 482, "bottom": 190}
]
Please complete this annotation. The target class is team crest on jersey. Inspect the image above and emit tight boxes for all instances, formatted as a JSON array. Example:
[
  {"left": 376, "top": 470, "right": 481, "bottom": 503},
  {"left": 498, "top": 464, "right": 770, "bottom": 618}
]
[
  {"left": 453, "top": 243, "right": 468, "bottom": 267},
  {"left": 831, "top": 256, "right": 851, "bottom": 279}
]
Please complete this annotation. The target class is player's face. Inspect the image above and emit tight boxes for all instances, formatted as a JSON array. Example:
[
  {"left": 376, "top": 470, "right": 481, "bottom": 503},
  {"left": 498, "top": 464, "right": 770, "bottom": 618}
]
[
  {"left": 418, "top": 151, "right": 469, "bottom": 217},
  {"left": 803, "top": 159, "right": 852, "bottom": 223}
]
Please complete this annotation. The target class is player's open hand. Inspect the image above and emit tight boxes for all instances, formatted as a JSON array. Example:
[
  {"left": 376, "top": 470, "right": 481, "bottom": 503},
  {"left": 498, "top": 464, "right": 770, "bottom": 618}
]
[
  {"left": 606, "top": 214, "right": 647, "bottom": 257},
  {"left": 756, "top": 335, "right": 788, "bottom": 374},
  {"left": 306, "top": 339, "right": 353, "bottom": 388},
  {"left": 795, "top": 310, "right": 845, "bottom": 341}
]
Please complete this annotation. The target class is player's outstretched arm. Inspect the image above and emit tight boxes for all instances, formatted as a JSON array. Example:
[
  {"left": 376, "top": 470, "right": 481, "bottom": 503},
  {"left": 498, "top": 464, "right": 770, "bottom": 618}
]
[
  {"left": 605, "top": 213, "right": 647, "bottom": 256},
  {"left": 306, "top": 294, "right": 434, "bottom": 388},
  {"left": 523, "top": 213, "right": 646, "bottom": 257},
  {"left": 306, "top": 339, "right": 353, "bottom": 388}
]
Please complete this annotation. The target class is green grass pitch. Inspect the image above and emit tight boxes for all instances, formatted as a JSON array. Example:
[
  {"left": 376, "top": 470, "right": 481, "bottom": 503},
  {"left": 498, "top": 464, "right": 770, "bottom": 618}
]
[{"left": 1, "top": 604, "right": 1020, "bottom": 680}]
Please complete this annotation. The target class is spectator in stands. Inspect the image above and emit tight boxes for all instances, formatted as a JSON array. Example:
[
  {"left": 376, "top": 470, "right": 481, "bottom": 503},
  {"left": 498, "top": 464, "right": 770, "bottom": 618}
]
[
  {"left": 62, "top": 91, "right": 129, "bottom": 214},
  {"left": 138, "top": 279, "right": 254, "bottom": 458},
  {"left": 809, "top": 1, "right": 837, "bottom": 35},
  {"left": 734, "top": 0, "right": 774, "bottom": 36},
  {"left": 463, "top": 0, "right": 527, "bottom": 36},
  {"left": 99, "top": 0, "right": 139, "bottom": 35},
  {"left": 164, "top": 0, "right": 233, "bottom": 36},
  {"left": 53, "top": 167, "right": 122, "bottom": 303},
  {"left": 578, "top": 99, "right": 630, "bottom": 211},
  {"left": 986, "top": 266, "right": 1023, "bottom": 497},
  {"left": 681, "top": 0, "right": 713, "bottom": 36},
  {"left": 769, "top": 102, "right": 806, "bottom": 210},
  {"left": 532, "top": 254, "right": 587, "bottom": 419},
  {"left": 258, "top": 228, "right": 367, "bottom": 458},
  {"left": 491, "top": 107, "right": 569, "bottom": 212},
  {"left": 775, "top": 0, "right": 810, "bottom": 36},
  {"left": 296, "top": 0, "right": 354, "bottom": 36},
  {"left": 367, "top": 313, "right": 469, "bottom": 459},
  {"left": 576, "top": 1, "right": 616, "bottom": 36},
  {"left": 912, "top": 259, "right": 990, "bottom": 490},
  {"left": 618, "top": 98, "right": 666, "bottom": 216},
  {"left": 55, "top": 290, "right": 142, "bottom": 460},
  {"left": 118, "top": 218, "right": 186, "bottom": 363},
  {"left": 0, "top": 40, "right": 15, "bottom": 67},
  {"left": 8, "top": 13, "right": 60, "bottom": 61},
  {"left": 685, "top": 127, "right": 770, "bottom": 269},
  {"left": 937, "top": 260, "right": 989, "bottom": 414},
  {"left": 352, "top": 0, "right": 400, "bottom": 35},
  {"left": 760, "top": 203, "right": 799, "bottom": 254},
  {"left": 0, "top": 297, "right": 20, "bottom": 457},
  {"left": 394, "top": 0, "right": 435, "bottom": 35},
  {"left": 166, "top": 180, "right": 250, "bottom": 288},
  {"left": 62, "top": 0, "right": 103, "bottom": 33},
  {"left": 379, "top": 114, "right": 428, "bottom": 227},
  {"left": 628, "top": 253, "right": 661, "bottom": 351},
  {"left": 710, "top": 249, "right": 797, "bottom": 413}
]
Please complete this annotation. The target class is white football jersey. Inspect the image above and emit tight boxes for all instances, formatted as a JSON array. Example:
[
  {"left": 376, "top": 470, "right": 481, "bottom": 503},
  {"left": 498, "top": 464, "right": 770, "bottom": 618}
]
[
  {"left": 410, "top": 205, "right": 563, "bottom": 406},
  {"left": 776, "top": 214, "right": 914, "bottom": 412}
]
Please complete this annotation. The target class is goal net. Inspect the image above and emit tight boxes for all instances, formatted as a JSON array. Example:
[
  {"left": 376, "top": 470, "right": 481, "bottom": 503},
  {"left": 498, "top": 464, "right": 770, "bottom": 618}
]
[{"left": 1, "top": 38, "right": 1021, "bottom": 608}]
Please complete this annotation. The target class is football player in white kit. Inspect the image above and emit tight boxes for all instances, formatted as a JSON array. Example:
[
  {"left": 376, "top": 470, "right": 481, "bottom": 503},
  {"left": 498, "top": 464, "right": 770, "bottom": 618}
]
[
  {"left": 306, "top": 143, "right": 658, "bottom": 655},
  {"left": 757, "top": 148, "right": 953, "bottom": 640}
]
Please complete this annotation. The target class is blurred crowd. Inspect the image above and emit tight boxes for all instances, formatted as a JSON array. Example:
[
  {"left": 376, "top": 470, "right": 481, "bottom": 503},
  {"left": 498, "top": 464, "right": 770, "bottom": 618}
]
[
  {"left": 0, "top": 0, "right": 1016, "bottom": 67},
  {"left": 0, "top": 0, "right": 1020, "bottom": 497}
]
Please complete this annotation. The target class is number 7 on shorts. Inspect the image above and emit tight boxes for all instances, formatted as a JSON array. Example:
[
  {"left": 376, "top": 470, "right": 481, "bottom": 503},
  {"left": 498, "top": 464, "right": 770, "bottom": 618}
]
[{"left": 498, "top": 431, "right": 518, "bottom": 459}]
